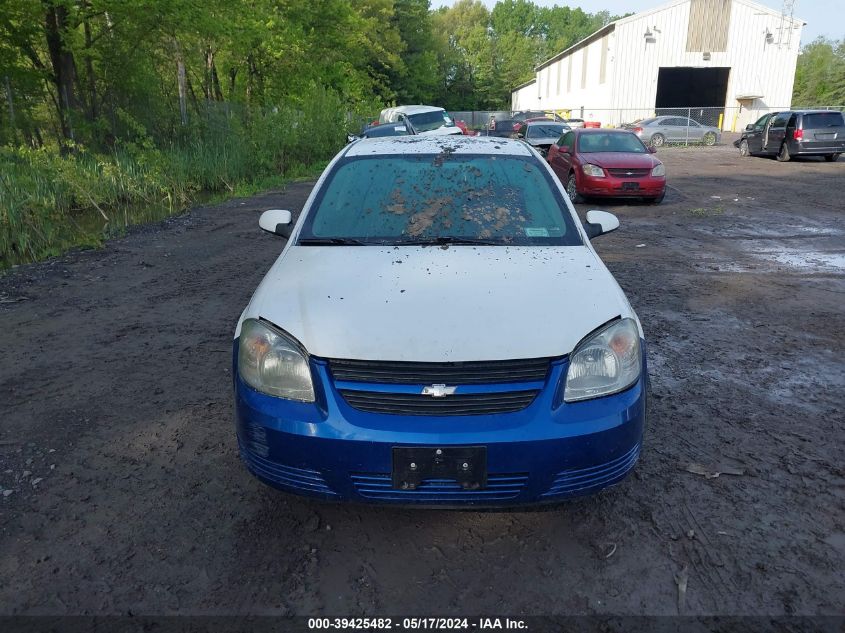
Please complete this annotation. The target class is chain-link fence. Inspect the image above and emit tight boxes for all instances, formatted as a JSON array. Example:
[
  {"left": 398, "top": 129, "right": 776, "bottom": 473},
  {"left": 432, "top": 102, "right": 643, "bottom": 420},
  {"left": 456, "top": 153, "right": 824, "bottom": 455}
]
[{"left": 444, "top": 105, "right": 845, "bottom": 146}]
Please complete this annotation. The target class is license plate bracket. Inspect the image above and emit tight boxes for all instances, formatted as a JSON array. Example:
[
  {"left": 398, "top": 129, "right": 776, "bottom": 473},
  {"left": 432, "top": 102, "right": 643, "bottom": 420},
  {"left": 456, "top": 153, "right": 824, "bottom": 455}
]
[
  {"left": 392, "top": 446, "right": 487, "bottom": 490},
  {"left": 621, "top": 181, "right": 640, "bottom": 190}
]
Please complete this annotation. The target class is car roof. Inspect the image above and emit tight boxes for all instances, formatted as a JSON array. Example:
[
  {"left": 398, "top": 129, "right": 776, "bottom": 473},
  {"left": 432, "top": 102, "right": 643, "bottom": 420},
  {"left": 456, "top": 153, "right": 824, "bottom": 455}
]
[
  {"left": 572, "top": 128, "right": 634, "bottom": 134},
  {"left": 365, "top": 122, "right": 405, "bottom": 131},
  {"left": 344, "top": 136, "right": 534, "bottom": 157},
  {"left": 385, "top": 105, "right": 445, "bottom": 115},
  {"left": 361, "top": 123, "right": 409, "bottom": 137}
]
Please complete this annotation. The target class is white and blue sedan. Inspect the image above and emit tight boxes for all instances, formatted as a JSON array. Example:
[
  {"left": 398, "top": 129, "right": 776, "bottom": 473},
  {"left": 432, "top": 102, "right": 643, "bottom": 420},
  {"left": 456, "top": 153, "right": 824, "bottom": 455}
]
[{"left": 233, "top": 136, "right": 647, "bottom": 506}]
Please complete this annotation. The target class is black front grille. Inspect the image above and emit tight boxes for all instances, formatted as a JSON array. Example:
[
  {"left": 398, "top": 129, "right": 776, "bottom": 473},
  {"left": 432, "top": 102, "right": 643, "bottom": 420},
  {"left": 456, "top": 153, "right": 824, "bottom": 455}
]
[
  {"left": 607, "top": 168, "right": 650, "bottom": 178},
  {"left": 328, "top": 358, "right": 551, "bottom": 385},
  {"left": 339, "top": 389, "right": 538, "bottom": 416}
]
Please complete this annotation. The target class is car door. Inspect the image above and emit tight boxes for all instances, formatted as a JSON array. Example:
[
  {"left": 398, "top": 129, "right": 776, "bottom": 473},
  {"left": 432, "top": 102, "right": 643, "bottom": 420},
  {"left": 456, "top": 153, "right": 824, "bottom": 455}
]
[
  {"left": 763, "top": 112, "right": 791, "bottom": 154},
  {"left": 549, "top": 131, "right": 575, "bottom": 180},
  {"left": 745, "top": 114, "right": 771, "bottom": 153},
  {"left": 684, "top": 118, "right": 704, "bottom": 141},
  {"left": 659, "top": 118, "right": 683, "bottom": 142}
]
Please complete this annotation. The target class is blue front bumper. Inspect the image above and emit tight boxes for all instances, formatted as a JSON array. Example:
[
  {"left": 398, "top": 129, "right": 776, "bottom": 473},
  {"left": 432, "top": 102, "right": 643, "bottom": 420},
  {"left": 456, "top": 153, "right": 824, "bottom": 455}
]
[{"left": 233, "top": 340, "right": 647, "bottom": 507}]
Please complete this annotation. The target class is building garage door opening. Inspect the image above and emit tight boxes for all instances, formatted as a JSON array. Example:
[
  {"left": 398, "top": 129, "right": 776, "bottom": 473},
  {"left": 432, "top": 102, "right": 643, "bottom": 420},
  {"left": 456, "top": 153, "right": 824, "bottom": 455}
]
[{"left": 655, "top": 67, "right": 730, "bottom": 108}]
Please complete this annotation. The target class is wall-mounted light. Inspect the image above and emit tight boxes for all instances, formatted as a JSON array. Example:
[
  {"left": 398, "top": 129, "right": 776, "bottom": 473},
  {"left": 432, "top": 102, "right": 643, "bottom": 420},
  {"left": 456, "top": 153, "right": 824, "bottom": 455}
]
[
  {"left": 703, "top": 51, "right": 711, "bottom": 60},
  {"left": 764, "top": 29, "right": 774, "bottom": 44},
  {"left": 644, "top": 28, "right": 656, "bottom": 43}
]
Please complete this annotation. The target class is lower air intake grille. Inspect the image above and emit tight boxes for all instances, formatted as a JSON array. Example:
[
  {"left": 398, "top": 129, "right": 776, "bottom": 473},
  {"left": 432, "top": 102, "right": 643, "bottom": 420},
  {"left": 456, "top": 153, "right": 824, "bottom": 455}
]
[
  {"left": 339, "top": 389, "right": 538, "bottom": 416},
  {"left": 540, "top": 443, "right": 640, "bottom": 498},
  {"left": 352, "top": 472, "right": 528, "bottom": 502},
  {"left": 328, "top": 357, "right": 551, "bottom": 385}
]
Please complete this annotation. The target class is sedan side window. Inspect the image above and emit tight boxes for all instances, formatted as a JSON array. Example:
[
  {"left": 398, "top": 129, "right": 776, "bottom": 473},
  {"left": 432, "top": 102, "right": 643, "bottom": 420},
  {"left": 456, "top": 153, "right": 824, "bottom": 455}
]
[{"left": 559, "top": 131, "right": 575, "bottom": 149}]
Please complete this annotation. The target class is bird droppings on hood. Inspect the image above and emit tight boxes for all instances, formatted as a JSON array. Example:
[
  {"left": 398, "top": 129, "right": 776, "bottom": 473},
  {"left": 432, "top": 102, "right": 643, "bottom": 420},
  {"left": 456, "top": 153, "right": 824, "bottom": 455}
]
[{"left": 432, "top": 144, "right": 457, "bottom": 167}]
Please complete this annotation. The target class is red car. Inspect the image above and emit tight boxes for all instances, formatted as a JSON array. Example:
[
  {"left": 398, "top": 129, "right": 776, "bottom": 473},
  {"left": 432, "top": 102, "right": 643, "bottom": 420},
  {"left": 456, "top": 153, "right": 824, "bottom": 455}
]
[{"left": 547, "top": 128, "right": 666, "bottom": 204}]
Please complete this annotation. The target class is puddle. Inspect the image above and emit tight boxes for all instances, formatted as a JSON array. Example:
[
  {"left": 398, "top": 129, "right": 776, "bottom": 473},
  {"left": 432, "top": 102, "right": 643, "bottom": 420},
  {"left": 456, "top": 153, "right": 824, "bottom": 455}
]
[{"left": 753, "top": 249, "right": 845, "bottom": 272}]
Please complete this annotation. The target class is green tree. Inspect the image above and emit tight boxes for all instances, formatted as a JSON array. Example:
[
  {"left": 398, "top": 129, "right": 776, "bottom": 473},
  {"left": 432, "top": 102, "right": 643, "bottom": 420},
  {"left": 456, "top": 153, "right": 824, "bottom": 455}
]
[{"left": 793, "top": 37, "right": 845, "bottom": 106}]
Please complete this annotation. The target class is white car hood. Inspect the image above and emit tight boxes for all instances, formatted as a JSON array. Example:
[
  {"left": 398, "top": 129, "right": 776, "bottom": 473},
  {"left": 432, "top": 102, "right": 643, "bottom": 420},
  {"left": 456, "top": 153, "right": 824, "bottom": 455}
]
[{"left": 240, "top": 245, "right": 635, "bottom": 362}]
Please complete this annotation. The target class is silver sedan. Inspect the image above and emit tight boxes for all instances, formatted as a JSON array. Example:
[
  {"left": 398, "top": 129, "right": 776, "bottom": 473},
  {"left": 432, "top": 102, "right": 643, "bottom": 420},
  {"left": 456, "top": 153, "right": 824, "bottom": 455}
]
[{"left": 625, "top": 116, "right": 721, "bottom": 147}]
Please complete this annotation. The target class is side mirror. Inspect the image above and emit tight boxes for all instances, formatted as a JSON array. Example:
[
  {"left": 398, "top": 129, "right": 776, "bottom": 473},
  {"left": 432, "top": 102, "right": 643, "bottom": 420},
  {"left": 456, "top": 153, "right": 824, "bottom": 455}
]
[
  {"left": 648, "top": 146, "right": 657, "bottom": 154},
  {"left": 745, "top": 124, "right": 754, "bottom": 132},
  {"left": 517, "top": 132, "right": 524, "bottom": 138},
  {"left": 583, "top": 210, "right": 619, "bottom": 239},
  {"left": 259, "top": 209, "right": 293, "bottom": 238}
]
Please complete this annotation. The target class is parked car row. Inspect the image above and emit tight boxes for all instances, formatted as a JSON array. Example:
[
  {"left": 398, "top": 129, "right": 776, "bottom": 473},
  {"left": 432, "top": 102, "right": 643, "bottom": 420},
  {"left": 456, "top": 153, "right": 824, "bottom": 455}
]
[{"left": 349, "top": 107, "right": 668, "bottom": 204}]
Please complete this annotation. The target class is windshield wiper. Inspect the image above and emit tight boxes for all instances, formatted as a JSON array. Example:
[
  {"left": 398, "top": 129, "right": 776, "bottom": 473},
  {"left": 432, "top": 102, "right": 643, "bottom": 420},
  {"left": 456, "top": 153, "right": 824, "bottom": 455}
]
[
  {"left": 396, "top": 236, "right": 501, "bottom": 246},
  {"left": 298, "top": 237, "right": 367, "bottom": 246}
]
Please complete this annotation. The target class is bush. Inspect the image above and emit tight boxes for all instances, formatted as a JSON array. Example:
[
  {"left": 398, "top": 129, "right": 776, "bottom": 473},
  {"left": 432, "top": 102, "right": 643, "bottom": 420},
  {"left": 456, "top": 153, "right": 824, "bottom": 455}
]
[{"left": 0, "top": 88, "right": 351, "bottom": 268}]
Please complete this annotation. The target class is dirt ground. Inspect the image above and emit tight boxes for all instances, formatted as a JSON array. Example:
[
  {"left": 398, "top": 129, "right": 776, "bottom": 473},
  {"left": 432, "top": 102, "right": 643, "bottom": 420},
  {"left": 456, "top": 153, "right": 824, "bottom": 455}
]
[{"left": 0, "top": 143, "right": 843, "bottom": 617}]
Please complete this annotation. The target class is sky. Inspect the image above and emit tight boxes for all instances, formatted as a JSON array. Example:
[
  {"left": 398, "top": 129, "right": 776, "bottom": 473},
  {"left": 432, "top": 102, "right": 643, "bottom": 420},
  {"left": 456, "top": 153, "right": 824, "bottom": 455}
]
[{"left": 429, "top": 0, "right": 842, "bottom": 44}]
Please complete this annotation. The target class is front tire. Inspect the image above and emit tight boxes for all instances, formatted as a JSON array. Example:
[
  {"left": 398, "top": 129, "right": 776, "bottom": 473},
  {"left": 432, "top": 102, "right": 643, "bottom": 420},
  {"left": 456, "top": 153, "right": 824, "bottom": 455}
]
[
  {"left": 566, "top": 173, "right": 584, "bottom": 203},
  {"left": 777, "top": 143, "right": 791, "bottom": 162},
  {"left": 650, "top": 133, "right": 665, "bottom": 148},
  {"left": 703, "top": 132, "right": 717, "bottom": 146},
  {"left": 648, "top": 190, "right": 666, "bottom": 204},
  {"left": 739, "top": 139, "right": 750, "bottom": 157},
  {"left": 824, "top": 153, "right": 841, "bottom": 162}
]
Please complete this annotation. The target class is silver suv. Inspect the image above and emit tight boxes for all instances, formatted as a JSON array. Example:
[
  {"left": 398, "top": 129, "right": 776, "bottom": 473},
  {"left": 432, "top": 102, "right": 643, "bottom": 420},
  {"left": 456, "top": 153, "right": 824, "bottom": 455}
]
[{"left": 735, "top": 110, "right": 845, "bottom": 162}]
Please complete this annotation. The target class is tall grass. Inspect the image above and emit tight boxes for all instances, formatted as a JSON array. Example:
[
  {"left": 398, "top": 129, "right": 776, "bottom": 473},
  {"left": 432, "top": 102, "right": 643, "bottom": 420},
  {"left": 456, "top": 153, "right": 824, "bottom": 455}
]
[{"left": 0, "top": 88, "right": 349, "bottom": 268}]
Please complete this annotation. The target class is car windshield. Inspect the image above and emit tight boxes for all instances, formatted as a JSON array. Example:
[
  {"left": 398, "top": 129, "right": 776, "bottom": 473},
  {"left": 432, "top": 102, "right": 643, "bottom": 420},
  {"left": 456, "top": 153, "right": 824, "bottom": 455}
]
[
  {"left": 804, "top": 112, "right": 845, "bottom": 128},
  {"left": 299, "top": 154, "right": 581, "bottom": 246},
  {"left": 578, "top": 132, "right": 647, "bottom": 153},
  {"left": 527, "top": 124, "right": 567, "bottom": 138},
  {"left": 407, "top": 110, "right": 454, "bottom": 132}
]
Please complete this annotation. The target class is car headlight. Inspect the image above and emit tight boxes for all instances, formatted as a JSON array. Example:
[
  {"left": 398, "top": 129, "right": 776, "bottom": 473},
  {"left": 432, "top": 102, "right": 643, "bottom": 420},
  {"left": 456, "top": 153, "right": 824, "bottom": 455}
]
[
  {"left": 563, "top": 318, "right": 642, "bottom": 402},
  {"left": 238, "top": 318, "right": 315, "bottom": 402},
  {"left": 582, "top": 163, "right": 605, "bottom": 177},
  {"left": 651, "top": 163, "right": 666, "bottom": 177}
]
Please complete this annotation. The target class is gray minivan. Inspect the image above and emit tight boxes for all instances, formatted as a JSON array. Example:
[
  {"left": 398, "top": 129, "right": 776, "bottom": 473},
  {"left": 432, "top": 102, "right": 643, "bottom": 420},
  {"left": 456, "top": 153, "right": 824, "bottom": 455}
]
[{"left": 735, "top": 110, "right": 845, "bottom": 162}]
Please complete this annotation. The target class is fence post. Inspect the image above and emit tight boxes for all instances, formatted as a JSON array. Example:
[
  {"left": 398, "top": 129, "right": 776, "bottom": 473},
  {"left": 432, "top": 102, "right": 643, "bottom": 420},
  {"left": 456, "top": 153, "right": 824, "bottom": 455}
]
[{"left": 686, "top": 107, "right": 691, "bottom": 146}]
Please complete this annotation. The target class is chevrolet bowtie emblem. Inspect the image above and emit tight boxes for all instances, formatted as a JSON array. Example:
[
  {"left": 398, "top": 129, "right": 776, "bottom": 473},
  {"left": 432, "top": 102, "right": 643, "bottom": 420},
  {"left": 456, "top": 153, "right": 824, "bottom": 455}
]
[{"left": 421, "top": 384, "right": 457, "bottom": 398}]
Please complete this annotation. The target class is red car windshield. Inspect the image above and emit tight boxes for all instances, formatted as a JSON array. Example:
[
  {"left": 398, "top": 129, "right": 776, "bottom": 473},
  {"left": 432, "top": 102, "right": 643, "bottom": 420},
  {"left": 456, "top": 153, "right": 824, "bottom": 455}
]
[{"left": 578, "top": 133, "right": 647, "bottom": 154}]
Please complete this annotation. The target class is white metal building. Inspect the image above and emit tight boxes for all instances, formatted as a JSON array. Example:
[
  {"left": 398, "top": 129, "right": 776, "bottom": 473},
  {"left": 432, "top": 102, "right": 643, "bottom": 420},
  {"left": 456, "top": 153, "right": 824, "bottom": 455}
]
[{"left": 511, "top": 0, "right": 804, "bottom": 130}]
